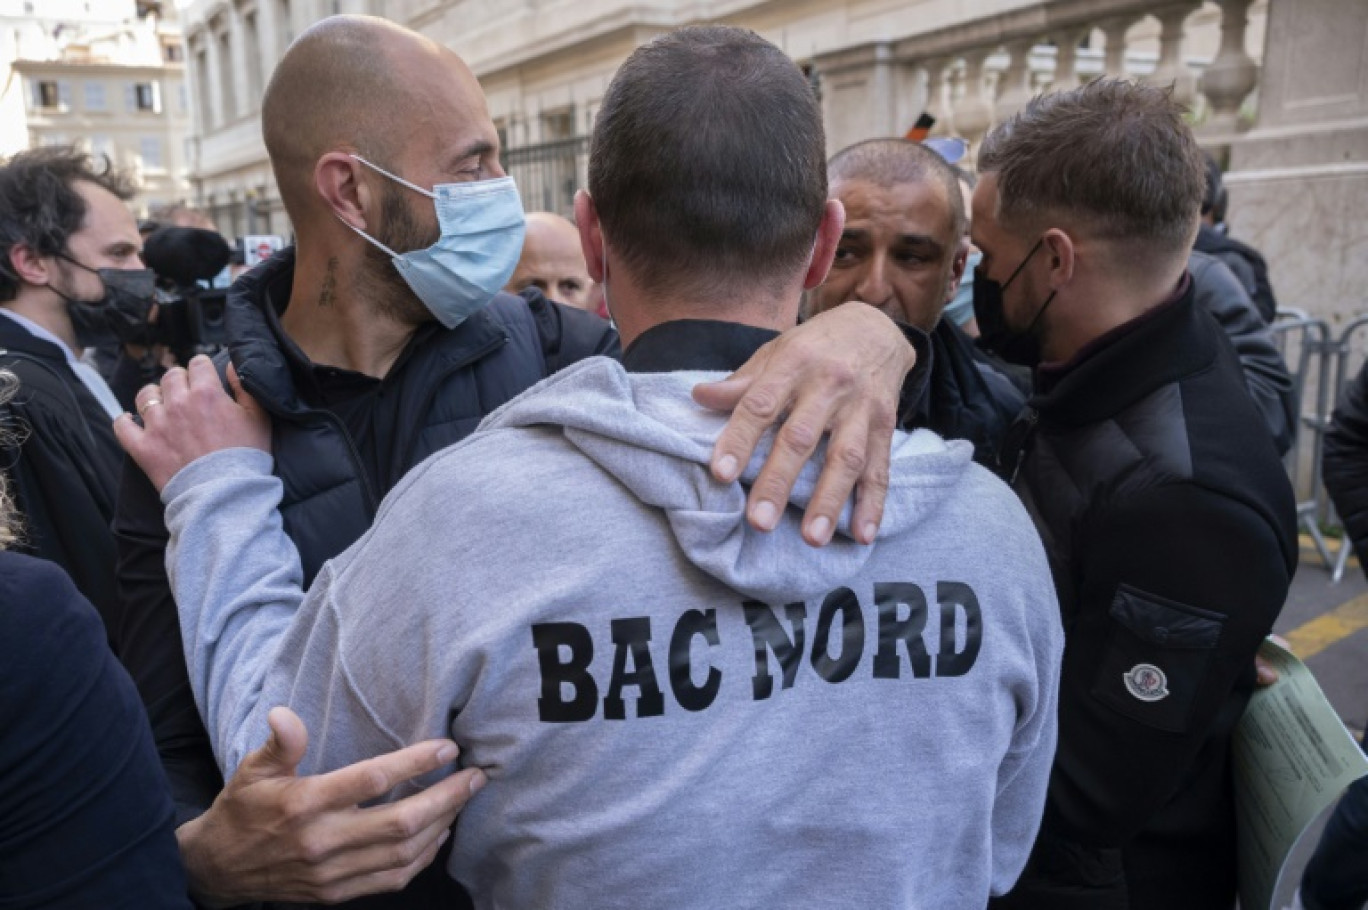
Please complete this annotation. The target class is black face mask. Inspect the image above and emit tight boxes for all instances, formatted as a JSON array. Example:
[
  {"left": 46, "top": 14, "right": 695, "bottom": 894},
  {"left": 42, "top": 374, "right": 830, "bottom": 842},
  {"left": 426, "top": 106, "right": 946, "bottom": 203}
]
[
  {"left": 55, "top": 254, "right": 158, "bottom": 348},
  {"left": 972, "top": 238, "right": 1057, "bottom": 369}
]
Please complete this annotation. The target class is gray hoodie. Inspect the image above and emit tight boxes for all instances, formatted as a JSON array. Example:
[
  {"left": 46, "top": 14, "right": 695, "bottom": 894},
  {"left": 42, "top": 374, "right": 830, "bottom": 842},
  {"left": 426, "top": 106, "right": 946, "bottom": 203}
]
[{"left": 164, "top": 355, "right": 1062, "bottom": 910}]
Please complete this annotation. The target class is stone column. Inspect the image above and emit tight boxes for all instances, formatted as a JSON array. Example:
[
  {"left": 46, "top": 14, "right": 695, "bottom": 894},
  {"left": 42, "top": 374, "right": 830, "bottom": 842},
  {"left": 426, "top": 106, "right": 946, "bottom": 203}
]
[
  {"left": 1146, "top": 3, "right": 1200, "bottom": 105},
  {"left": 1101, "top": 16, "right": 1134, "bottom": 77},
  {"left": 923, "top": 58, "right": 950, "bottom": 135},
  {"left": 955, "top": 48, "right": 995, "bottom": 152},
  {"left": 813, "top": 42, "right": 901, "bottom": 155},
  {"left": 1199, "top": 0, "right": 1260, "bottom": 136},
  {"left": 226, "top": 2, "right": 252, "bottom": 121},
  {"left": 203, "top": 19, "right": 226, "bottom": 128},
  {"left": 995, "top": 39, "right": 1036, "bottom": 122},
  {"left": 1049, "top": 26, "right": 1091, "bottom": 92}
]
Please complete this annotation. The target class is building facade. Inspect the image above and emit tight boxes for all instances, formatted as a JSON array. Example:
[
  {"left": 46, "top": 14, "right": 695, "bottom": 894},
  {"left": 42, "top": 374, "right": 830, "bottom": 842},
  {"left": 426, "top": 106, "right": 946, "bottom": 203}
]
[
  {"left": 0, "top": 0, "right": 194, "bottom": 214},
  {"left": 181, "top": 0, "right": 1263, "bottom": 226},
  {"left": 180, "top": 0, "right": 1367, "bottom": 326}
]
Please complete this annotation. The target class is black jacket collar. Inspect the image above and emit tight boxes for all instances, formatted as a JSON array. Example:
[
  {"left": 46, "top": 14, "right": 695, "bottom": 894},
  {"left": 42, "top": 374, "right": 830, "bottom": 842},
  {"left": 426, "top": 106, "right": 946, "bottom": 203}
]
[
  {"left": 621, "top": 316, "right": 934, "bottom": 416},
  {"left": 1030, "top": 278, "right": 1210, "bottom": 429},
  {"left": 225, "top": 247, "right": 511, "bottom": 417},
  {"left": 622, "top": 319, "right": 781, "bottom": 373},
  {"left": 0, "top": 311, "right": 70, "bottom": 363}
]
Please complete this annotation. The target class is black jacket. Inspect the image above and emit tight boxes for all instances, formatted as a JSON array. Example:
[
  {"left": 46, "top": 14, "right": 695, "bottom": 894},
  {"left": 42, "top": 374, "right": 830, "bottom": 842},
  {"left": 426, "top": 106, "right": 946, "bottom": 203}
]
[
  {"left": 110, "top": 250, "right": 617, "bottom": 909},
  {"left": 1323, "top": 360, "right": 1368, "bottom": 574},
  {"left": 1189, "top": 250, "right": 1297, "bottom": 455},
  {"left": 990, "top": 282, "right": 1297, "bottom": 910},
  {"left": 905, "top": 317, "right": 1025, "bottom": 465},
  {"left": 1194, "top": 223, "right": 1278, "bottom": 323},
  {"left": 0, "top": 314, "right": 123, "bottom": 628},
  {"left": 0, "top": 552, "right": 191, "bottom": 909}
]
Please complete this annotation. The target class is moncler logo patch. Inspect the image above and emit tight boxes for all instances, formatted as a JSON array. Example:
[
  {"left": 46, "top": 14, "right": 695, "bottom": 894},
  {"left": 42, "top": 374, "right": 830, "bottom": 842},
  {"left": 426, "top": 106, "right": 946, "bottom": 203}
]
[{"left": 1123, "top": 663, "right": 1169, "bottom": 702}]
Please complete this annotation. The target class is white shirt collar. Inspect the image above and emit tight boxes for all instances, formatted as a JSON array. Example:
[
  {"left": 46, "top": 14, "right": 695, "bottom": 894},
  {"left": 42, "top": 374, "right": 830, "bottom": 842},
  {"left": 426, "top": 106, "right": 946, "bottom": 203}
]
[{"left": 0, "top": 306, "right": 123, "bottom": 419}]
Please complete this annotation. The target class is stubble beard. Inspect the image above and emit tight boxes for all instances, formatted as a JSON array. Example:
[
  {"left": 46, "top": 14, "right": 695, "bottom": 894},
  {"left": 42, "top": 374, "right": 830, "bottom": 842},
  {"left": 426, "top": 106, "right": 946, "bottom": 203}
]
[{"left": 357, "top": 182, "right": 440, "bottom": 327}]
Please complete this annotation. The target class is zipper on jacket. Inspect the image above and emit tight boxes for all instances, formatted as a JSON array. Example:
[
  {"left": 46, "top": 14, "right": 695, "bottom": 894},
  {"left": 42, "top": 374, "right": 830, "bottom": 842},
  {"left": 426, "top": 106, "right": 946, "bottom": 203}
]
[
  {"left": 238, "top": 368, "right": 381, "bottom": 515},
  {"left": 402, "top": 332, "right": 508, "bottom": 468},
  {"left": 1000, "top": 405, "right": 1039, "bottom": 486}
]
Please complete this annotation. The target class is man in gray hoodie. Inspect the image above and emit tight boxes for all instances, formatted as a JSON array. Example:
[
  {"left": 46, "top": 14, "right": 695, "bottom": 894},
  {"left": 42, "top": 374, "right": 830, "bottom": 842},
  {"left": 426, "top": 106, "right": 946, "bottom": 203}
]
[{"left": 121, "top": 25, "right": 1063, "bottom": 909}]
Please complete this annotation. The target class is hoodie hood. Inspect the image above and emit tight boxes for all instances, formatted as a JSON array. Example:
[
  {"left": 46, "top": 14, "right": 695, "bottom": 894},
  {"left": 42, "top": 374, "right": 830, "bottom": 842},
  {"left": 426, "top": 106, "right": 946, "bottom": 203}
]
[{"left": 481, "top": 357, "right": 976, "bottom": 603}]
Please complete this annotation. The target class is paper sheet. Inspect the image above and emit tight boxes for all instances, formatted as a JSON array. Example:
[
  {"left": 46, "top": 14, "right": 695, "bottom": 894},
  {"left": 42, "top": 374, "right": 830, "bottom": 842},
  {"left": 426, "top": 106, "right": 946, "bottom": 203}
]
[{"left": 1233, "top": 638, "right": 1368, "bottom": 910}]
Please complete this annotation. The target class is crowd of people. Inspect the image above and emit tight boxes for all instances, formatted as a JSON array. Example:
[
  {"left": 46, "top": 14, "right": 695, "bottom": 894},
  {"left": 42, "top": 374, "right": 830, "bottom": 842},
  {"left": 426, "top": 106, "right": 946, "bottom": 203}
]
[{"left": 0, "top": 12, "right": 1359, "bottom": 910}]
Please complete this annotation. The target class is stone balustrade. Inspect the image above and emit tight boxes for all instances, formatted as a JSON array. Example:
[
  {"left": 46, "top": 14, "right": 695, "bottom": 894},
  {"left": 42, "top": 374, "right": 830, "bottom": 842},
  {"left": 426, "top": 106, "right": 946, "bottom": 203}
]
[{"left": 812, "top": 0, "right": 1264, "bottom": 158}]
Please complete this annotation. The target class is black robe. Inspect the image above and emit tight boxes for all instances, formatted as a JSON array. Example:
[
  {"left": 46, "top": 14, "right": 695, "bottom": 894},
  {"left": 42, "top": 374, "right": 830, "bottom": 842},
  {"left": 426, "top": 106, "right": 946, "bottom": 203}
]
[{"left": 0, "top": 314, "right": 123, "bottom": 631}]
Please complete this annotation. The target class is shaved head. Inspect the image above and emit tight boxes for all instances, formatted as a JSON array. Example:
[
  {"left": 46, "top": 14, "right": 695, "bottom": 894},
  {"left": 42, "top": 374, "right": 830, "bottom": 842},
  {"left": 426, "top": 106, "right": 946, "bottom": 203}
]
[
  {"left": 507, "top": 212, "right": 597, "bottom": 310},
  {"left": 262, "top": 15, "right": 489, "bottom": 223},
  {"left": 828, "top": 139, "right": 965, "bottom": 242}
]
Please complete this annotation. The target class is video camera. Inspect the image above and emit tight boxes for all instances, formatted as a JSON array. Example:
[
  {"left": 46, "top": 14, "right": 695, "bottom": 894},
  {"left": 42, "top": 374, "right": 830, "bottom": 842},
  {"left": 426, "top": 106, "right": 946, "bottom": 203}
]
[{"left": 140, "top": 226, "right": 232, "bottom": 361}]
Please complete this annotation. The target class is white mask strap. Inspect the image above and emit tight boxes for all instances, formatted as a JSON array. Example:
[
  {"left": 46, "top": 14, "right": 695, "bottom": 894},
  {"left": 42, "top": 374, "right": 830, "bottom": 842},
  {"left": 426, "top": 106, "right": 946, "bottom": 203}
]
[
  {"left": 349, "top": 153, "right": 437, "bottom": 199},
  {"left": 336, "top": 213, "right": 401, "bottom": 259}
]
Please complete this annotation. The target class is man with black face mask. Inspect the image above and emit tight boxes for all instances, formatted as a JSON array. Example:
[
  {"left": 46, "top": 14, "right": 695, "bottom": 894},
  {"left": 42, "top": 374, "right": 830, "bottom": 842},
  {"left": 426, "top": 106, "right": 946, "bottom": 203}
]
[
  {"left": 0, "top": 146, "right": 153, "bottom": 625},
  {"left": 975, "top": 81, "right": 1298, "bottom": 910}
]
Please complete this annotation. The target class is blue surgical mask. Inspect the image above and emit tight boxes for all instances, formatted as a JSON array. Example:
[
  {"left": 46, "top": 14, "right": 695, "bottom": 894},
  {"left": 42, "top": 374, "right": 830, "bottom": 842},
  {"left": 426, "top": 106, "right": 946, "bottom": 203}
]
[
  {"left": 943, "top": 249, "right": 981, "bottom": 329},
  {"left": 343, "top": 155, "right": 526, "bottom": 328}
]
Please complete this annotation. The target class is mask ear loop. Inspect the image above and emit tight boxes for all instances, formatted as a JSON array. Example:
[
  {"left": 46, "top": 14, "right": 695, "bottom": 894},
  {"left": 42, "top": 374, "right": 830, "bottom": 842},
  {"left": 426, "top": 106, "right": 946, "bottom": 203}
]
[
  {"left": 339, "top": 155, "right": 434, "bottom": 258},
  {"left": 599, "top": 248, "right": 616, "bottom": 329},
  {"left": 349, "top": 154, "right": 436, "bottom": 199}
]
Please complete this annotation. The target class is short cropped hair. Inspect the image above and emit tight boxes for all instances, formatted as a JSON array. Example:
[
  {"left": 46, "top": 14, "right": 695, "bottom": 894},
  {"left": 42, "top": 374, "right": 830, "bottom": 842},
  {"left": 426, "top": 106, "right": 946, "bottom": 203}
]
[
  {"left": 827, "top": 138, "right": 966, "bottom": 242},
  {"left": 588, "top": 26, "right": 827, "bottom": 299},
  {"left": 0, "top": 146, "right": 134, "bottom": 301},
  {"left": 978, "top": 79, "right": 1205, "bottom": 257}
]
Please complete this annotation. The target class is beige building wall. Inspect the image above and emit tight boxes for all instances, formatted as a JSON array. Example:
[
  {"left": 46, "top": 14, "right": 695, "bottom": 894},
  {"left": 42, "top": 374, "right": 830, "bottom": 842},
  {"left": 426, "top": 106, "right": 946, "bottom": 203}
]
[
  {"left": 184, "top": 0, "right": 1267, "bottom": 230},
  {"left": 1227, "top": 0, "right": 1368, "bottom": 325},
  {"left": 0, "top": 0, "right": 193, "bottom": 215}
]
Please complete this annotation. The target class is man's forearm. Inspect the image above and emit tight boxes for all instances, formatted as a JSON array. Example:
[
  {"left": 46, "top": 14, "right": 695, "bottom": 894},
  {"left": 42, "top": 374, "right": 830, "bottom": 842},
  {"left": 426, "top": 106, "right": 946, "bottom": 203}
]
[{"left": 163, "top": 448, "right": 304, "bottom": 774}]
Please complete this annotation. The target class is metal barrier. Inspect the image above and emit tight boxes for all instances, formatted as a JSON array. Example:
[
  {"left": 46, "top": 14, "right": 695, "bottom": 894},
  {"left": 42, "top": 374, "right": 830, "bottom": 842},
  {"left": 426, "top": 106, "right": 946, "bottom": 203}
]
[
  {"left": 1266, "top": 311, "right": 1368, "bottom": 581},
  {"left": 1270, "top": 312, "right": 1337, "bottom": 570}
]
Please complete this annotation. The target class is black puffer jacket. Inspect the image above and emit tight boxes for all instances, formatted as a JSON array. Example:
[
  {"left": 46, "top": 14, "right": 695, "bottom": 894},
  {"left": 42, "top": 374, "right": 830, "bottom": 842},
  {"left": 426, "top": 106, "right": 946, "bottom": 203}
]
[
  {"left": 1194, "top": 223, "right": 1278, "bottom": 323},
  {"left": 1324, "top": 360, "right": 1368, "bottom": 574},
  {"left": 0, "top": 316, "right": 123, "bottom": 627},
  {"left": 990, "top": 282, "right": 1297, "bottom": 910},
  {"left": 1189, "top": 250, "right": 1297, "bottom": 455},
  {"left": 904, "top": 317, "right": 1024, "bottom": 465},
  {"left": 111, "top": 249, "right": 617, "bottom": 909}
]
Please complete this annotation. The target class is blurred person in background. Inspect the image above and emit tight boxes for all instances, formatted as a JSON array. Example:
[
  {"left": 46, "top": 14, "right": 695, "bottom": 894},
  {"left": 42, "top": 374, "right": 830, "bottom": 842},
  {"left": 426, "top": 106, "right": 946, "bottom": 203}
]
[
  {"left": 1297, "top": 362, "right": 1368, "bottom": 910},
  {"left": 1193, "top": 152, "right": 1278, "bottom": 323},
  {"left": 506, "top": 211, "right": 605, "bottom": 316}
]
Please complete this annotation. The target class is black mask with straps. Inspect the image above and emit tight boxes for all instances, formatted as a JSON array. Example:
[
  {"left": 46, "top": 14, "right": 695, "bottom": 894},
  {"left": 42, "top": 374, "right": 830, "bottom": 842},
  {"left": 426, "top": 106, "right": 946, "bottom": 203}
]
[
  {"left": 972, "top": 238, "right": 1057, "bottom": 369},
  {"left": 53, "top": 253, "right": 158, "bottom": 348}
]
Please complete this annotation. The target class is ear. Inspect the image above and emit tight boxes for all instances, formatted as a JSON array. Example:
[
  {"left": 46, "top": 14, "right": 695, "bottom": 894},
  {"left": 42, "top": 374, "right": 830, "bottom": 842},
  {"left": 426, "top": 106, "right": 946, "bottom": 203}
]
[
  {"left": 803, "top": 199, "right": 846, "bottom": 291},
  {"left": 1041, "top": 228, "right": 1075, "bottom": 289},
  {"left": 315, "top": 152, "right": 373, "bottom": 231},
  {"left": 575, "top": 190, "right": 605, "bottom": 283},
  {"left": 943, "top": 240, "right": 970, "bottom": 304},
  {"left": 9, "top": 242, "right": 53, "bottom": 287}
]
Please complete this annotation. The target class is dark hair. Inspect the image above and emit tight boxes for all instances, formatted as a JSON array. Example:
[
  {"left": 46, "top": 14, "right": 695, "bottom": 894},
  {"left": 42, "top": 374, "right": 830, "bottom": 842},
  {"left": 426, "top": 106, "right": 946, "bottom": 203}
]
[
  {"left": 828, "top": 137, "right": 966, "bottom": 242},
  {"left": 1201, "top": 151, "right": 1227, "bottom": 222},
  {"left": 588, "top": 25, "right": 827, "bottom": 299},
  {"left": 0, "top": 146, "right": 134, "bottom": 301},
  {"left": 978, "top": 79, "right": 1205, "bottom": 257}
]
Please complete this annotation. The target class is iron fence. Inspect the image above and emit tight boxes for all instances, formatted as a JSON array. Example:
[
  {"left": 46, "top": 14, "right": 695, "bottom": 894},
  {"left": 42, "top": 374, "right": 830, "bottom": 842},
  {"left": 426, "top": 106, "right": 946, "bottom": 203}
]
[
  {"left": 1270, "top": 310, "right": 1368, "bottom": 581},
  {"left": 502, "top": 135, "right": 591, "bottom": 217}
]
